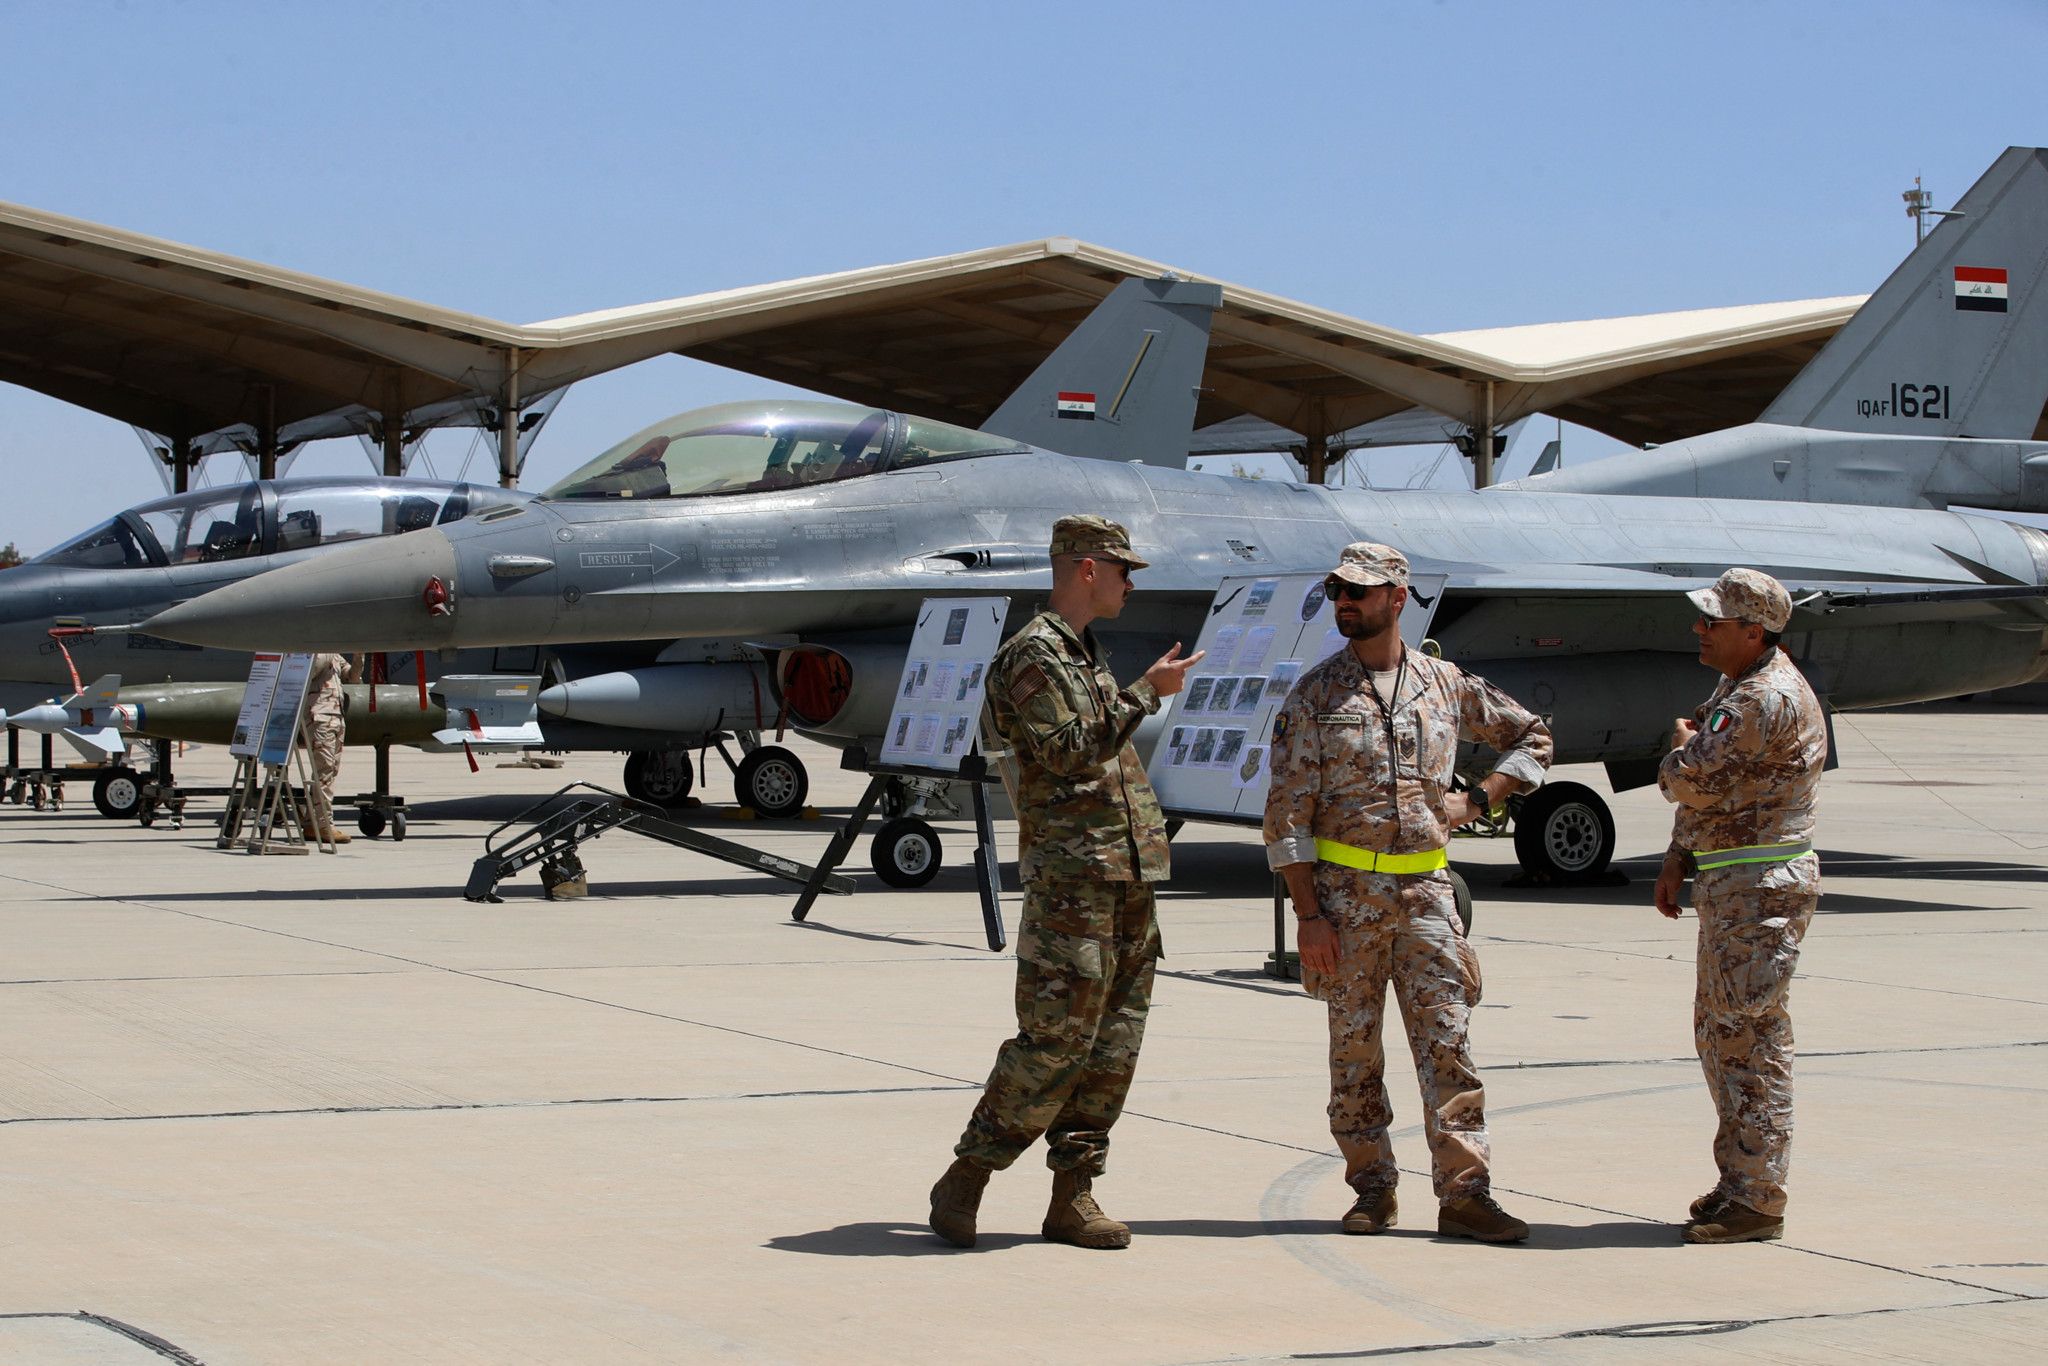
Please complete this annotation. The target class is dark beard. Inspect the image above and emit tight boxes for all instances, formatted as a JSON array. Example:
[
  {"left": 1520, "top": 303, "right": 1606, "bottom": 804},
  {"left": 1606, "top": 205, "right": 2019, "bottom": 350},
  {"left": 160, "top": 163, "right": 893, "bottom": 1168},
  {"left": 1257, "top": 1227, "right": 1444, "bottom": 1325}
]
[{"left": 1335, "top": 607, "right": 1396, "bottom": 639}]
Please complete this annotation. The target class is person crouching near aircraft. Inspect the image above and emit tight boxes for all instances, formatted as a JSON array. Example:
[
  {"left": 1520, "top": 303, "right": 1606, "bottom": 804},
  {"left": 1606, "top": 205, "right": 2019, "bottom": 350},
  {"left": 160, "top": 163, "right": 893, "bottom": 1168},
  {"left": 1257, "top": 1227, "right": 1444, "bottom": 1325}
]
[
  {"left": 928, "top": 515, "right": 1203, "bottom": 1251},
  {"left": 1264, "top": 542, "right": 1551, "bottom": 1243},
  {"left": 1654, "top": 568, "right": 1826, "bottom": 1245}
]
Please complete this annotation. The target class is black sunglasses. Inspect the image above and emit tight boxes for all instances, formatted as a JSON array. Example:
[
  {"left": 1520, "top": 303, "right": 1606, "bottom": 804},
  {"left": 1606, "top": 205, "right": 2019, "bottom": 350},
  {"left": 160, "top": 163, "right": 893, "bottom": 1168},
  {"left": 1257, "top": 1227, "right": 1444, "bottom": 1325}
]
[{"left": 1323, "top": 579, "right": 1383, "bottom": 602}]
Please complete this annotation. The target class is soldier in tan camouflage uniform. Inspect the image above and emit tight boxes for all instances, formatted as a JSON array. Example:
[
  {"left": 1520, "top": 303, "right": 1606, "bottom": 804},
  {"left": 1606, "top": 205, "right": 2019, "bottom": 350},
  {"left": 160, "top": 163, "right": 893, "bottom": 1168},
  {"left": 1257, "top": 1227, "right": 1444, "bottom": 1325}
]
[
  {"left": 1265, "top": 542, "right": 1551, "bottom": 1243},
  {"left": 929, "top": 515, "right": 1202, "bottom": 1251},
  {"left": 1655, "top": 567, "right": 1826, "bottom": 1245},
  {"left": 302, "top": 652, "right": 356, "bottom": 845}
]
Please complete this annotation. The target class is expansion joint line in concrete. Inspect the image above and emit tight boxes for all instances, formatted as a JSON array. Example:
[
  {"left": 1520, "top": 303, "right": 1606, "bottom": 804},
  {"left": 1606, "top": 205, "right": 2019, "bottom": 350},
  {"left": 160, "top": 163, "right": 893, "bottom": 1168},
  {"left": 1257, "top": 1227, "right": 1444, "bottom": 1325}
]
[
  {"left": 1181, "top": 1287, "right": 2048, "bottom": 1362},
  {"left": 0, "top": 1311, "right": 205, "bottom": 1363}
]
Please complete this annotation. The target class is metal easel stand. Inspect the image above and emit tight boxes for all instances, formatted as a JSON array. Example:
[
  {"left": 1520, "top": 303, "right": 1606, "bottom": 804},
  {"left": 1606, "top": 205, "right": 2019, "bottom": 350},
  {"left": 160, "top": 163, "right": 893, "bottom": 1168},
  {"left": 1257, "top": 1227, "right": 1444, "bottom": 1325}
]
[{"left": 789, "top": 748, "right": 1007, "bottom": 952}]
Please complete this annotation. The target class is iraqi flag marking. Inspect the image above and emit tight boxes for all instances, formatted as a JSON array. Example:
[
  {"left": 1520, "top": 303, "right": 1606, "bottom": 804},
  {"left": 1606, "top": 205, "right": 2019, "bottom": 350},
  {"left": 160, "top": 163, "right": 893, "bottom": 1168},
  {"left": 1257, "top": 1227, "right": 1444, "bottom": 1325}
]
[
  {"left": 1954, "top": 266, "right": 2009, "bottom": 312},
  {"left": 1056, "top": 390, "right": 1097, "bottom": 419}
]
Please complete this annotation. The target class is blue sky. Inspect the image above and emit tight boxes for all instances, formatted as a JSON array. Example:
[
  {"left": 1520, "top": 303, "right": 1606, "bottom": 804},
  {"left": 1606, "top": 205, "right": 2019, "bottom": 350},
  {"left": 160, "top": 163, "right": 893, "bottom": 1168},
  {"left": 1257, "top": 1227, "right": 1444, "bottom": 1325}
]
[{"left": 2, "top": 0, "right": 2043, "bottom": 551}]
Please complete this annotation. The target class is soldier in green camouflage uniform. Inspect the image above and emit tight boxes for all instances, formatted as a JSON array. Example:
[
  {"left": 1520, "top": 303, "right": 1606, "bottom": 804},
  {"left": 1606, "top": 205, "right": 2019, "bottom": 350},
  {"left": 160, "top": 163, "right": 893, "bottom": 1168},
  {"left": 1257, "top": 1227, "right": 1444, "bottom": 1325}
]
[
  {"left": 929, "top": 515, "right": 1202, "bottom": 1251},
  {"left": 1655, "top": 568, "right": 1827, "bottom": 1245}
]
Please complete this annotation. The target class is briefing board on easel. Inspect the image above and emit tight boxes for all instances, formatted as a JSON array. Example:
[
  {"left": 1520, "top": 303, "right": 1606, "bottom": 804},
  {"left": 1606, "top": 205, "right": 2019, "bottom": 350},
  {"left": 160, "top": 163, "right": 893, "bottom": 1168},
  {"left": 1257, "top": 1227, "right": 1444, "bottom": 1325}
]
[
  {"left": 1151, "top": 571, "right": 1446, "bottom": 823},
  {"left": 878, "top": 597, "right": 1009, "bottom": 774}
]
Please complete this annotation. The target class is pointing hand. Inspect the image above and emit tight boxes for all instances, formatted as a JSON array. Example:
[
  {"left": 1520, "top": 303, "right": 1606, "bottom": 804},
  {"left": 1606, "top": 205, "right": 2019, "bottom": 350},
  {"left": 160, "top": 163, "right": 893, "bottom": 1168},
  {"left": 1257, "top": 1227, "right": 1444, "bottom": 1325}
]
[{"left": 1144, "top": 644, "right": 1206, "bottom": 697}]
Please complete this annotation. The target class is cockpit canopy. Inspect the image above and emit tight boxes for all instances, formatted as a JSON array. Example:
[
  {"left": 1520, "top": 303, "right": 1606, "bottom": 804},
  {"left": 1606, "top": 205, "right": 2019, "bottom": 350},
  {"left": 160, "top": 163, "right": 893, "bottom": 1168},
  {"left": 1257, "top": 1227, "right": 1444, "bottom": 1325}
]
[
  {"left": 542, "top": 400, "right": 1027, "bottom": 502},
  {"left": 30, "top": 478, "right": 525, "bottom": 570}
]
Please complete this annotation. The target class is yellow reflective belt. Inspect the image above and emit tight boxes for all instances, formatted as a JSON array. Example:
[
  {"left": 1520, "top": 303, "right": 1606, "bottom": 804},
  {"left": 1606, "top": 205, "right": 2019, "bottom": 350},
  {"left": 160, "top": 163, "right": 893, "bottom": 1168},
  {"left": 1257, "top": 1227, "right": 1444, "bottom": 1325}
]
[
  {"left": 1691, "top": 841, "right": 1813, "bottom": 871},
  {"left": 1314, "top": 839, "right": 1449, "bottom": 874}
]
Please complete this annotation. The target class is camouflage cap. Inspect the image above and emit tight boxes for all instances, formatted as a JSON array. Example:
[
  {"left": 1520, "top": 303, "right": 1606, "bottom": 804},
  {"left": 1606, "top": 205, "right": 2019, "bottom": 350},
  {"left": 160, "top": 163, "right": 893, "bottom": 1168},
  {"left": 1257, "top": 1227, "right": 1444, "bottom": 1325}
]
[
  {"left": 1688, "top": 567, "right": 1792, "bottom": 632},
  {"left": 1049, "top": 514, "right": 1149, "bottom": 569},
  {"left": 1328, "top": 541, "right": 1410, "bottom": 588}
]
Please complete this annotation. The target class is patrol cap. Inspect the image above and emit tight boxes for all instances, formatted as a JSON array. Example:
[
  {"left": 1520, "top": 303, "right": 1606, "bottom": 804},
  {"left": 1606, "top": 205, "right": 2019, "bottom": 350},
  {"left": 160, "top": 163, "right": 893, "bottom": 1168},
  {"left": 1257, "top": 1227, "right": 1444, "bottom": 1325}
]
[
  {"left": 1688, "top": 567, "right": 1793, "bottom": 632},
  {"left": 1328, "top": 541, "right": 1410, "bottom": 588},
  {"left": 1049, "top": 514, "right": 1149, "bottom": 569}
]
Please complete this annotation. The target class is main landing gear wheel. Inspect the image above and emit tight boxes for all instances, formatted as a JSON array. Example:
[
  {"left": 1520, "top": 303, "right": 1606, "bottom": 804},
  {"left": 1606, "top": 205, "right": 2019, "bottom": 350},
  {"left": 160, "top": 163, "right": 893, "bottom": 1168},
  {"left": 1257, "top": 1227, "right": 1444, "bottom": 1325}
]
[
  {"left": 1512, "top": 781, "right": 1616, "bottom": 879},
  {"left": 622, "top": 750, "right": 694, "bottom": 807},
  {"left": 93, "top": 767, "right": 144, "bottom": 820},
  {"left": 871, "top": 816, "right": 941, "bottom": 888},
  {"left": 734, "top": 745, "right": 808, "bottom": 817}
]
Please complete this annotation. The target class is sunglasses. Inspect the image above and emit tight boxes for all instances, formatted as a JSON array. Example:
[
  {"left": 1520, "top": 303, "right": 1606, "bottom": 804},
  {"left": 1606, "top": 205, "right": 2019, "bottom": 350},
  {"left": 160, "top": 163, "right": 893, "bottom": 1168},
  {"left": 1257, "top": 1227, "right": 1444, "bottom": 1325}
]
[
  {"left": 1696, "top": 614, "right": 1740, "bottom": 630},
  {"left": 1323, "top": 579, "right": 1385, "bottom": 601}
]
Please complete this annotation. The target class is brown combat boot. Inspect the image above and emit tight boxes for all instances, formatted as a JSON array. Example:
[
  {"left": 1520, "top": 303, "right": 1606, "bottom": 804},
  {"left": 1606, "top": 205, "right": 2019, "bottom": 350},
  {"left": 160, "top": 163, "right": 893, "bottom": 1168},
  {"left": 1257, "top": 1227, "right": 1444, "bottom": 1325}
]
[
  {"left": 1687, "top": 1188, "right": 1732, "bottom": 1224},
  {"left": 1341, "top": 1188, "right": 1398, "bottom": 1235},
  {"left": 1042, "top": 1170, "right": 1131, "bottom": 1250},
  {"left": 1684, "top": 1200, "right": 1783, "bottom": 1244},
  {"left": 321, "top": 827, "right": 352, "bottom": 845},
  {"left": 928, "top": 1157, "right": 992, "bottom": 1248},
  {"left": 1437, "top": 1192, "right": 1529, "bottom": 1243}
]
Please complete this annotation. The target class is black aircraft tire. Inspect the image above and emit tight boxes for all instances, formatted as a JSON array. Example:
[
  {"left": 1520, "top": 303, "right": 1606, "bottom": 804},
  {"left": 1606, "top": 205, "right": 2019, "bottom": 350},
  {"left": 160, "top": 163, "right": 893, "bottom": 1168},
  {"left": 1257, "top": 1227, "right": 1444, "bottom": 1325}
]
[
  {"left": 622, "top": 750, "right": 694, "bottom": 807},
  {"left": 1448, "top": 868, "right": 1473, "bottom": 934},
  {"left": 871, "top": 817, "right": 941, "bottom": 888},
  {"left": 94, "top": 768, "right": 144, "bottom": 821},
  {"left": 1512, "top": 781, "right": 1616, "bottom": 879},
  {"left": 735, "top": 746, "right": 808, "bottom": 818}
]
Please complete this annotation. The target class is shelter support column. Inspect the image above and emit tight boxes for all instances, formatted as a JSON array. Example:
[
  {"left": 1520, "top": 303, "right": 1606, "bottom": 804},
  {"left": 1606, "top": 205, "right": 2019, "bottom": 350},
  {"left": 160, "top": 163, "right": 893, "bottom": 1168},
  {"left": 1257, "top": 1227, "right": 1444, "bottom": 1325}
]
[
  {"left": 1475, "top": 382, "right": 1496, "bottom": 488},
  {"left": 171, "top": 436, "right": 193, "bottom": 494},
  {"left": 497, "top": 348, "right": 522, "bottom": 489},
  {"left": 380, "top": 415, "right": 404, "bottom": 477},
  {"left": 257, "top": 385, "right": 278, "bottom": 481}
]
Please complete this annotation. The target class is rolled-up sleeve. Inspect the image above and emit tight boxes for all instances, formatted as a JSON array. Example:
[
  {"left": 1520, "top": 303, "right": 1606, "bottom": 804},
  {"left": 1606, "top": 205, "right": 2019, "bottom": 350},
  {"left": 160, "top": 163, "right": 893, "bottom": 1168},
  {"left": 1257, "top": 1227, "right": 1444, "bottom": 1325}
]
[
  {"left": 1459, "top": 673, "right": 1552, "bottom": 793},
  {"left": 1658, "top": 696, "right": 1760, "bottom": 809},
  {"left": 1262, "top": 685, "right": 1321, "bottom": 869}
]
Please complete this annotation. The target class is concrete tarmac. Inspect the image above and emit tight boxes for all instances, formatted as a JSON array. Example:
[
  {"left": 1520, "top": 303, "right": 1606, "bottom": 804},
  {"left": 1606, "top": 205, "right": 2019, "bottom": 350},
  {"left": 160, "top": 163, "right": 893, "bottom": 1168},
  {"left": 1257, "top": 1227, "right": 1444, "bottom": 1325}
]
[{"left": 2, "top": 708, "right": 2043, "bottom": 1364}]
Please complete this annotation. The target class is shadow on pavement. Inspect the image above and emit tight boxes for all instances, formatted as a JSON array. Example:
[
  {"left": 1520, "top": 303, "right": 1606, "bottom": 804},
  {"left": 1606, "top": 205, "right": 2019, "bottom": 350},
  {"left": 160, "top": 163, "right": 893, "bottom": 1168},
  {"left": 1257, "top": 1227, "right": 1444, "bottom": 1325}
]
[{"left": 768, "top": 1217, "right": 1677, "bottom": 1254}]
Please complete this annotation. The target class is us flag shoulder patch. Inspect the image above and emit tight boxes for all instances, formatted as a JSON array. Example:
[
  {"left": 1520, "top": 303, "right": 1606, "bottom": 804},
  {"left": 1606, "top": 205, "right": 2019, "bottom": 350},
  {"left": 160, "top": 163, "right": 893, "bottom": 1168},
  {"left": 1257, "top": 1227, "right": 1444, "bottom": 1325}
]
[
  {"left": 1707, "top": 707, "right": 1735, "bottom": 735},
  {"left": 1010, "top": 662, "right": 1050, "bottom": 705},
  {"left": 1955, "top": 266, "right": 2009, "bottom": 313},
  {"left": 1056, "top": 391, "right": 1097, "bottom": 420}
]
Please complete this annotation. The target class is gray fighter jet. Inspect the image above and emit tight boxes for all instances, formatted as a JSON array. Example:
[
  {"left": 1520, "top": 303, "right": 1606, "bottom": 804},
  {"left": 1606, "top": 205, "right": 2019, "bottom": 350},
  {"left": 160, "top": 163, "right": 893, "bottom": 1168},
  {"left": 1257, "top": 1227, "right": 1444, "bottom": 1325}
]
[
  {"left": 145, "top": 148, "right": 2048, "bottom": 879},
  {"left": 8, "top": 276, "right": 1224, "bottom": 825}
]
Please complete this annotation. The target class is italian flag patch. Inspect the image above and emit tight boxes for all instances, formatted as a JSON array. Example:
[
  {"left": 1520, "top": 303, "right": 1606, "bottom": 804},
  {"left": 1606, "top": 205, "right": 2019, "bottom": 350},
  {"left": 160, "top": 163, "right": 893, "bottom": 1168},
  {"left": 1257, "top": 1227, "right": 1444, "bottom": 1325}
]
[{"left": 1708, "top": 707, "right": 1734, "bottom": 735}]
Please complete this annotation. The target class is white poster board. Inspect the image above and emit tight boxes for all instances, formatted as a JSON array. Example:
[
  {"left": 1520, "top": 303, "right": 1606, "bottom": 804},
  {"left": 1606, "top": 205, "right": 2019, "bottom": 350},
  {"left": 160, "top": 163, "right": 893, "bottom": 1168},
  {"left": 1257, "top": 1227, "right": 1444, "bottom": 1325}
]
[
  {"left": 879, "top": 597, "right": 1009, "bottom": 773},
  {"left": 1151, "top": 571, "right": 1446, "bottom": 822},
  {"left": 256, "top": 653, "right": 316, "bottom": 767},
  {"left": 229, "top": 653, "right": 284, "bottom": 758}
]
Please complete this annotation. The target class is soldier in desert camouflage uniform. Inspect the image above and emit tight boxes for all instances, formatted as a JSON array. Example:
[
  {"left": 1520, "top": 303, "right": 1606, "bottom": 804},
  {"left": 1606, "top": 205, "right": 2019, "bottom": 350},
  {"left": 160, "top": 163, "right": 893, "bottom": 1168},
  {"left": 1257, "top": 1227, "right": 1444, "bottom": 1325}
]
[
  {"left": 928, "top": 515, "right": 1202, "bottom": 1251},
  {"left": 302, "top": 652, "right": 356, "bottom": 845},
  {"left": 1265, "top": 542, "right": 1551, "bottom": 1243},
  {"left": 1655, "top": 567, "right": 1826, "bottom": 1244}
]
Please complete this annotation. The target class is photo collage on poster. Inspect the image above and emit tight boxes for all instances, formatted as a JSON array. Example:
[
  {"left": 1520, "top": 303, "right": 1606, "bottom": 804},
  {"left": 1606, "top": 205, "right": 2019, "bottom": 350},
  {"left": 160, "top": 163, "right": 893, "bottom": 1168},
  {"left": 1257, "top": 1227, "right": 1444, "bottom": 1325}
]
[
  {"left": 1152, "top": 573, "right": 1347, "bottom": 818},
  {"left": 879, "top": 597, "right": 1010, "bottom": 774}
]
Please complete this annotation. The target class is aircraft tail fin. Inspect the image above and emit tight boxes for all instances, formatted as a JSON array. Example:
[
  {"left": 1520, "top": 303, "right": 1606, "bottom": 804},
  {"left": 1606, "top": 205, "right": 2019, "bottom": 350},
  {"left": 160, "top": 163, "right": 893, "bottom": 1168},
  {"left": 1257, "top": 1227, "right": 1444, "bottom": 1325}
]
[
  {"left": 1762, "top": 146, "right": 2048, "bottom": 440},
  {"left": 982, "top": 275, "right": 1221, "bottom": 466}
]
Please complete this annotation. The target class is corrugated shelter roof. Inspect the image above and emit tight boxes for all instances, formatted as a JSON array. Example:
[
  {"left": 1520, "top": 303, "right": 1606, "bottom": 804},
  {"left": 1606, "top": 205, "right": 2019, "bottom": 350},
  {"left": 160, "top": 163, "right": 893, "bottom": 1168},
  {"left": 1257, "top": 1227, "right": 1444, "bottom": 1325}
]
[{"left": 0, "top": 203, "right": 1895, "bottom": 462}]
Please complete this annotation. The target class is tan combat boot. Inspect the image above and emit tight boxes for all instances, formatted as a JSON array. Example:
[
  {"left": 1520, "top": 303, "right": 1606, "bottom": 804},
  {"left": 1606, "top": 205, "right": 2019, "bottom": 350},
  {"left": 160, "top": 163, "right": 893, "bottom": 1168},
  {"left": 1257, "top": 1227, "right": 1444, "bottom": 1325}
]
[
  {"left": 1042, "top": 1169, "right": 1131, "bottom": 1250},
  {"left": 928, "top": 1157, "right": 992, "bottom": 1248},
  {"left": 1437, "top": 1192, "right": 1529, "bottom": 1243},
  {"left": 1684, "top": 1200, "right": 1783, "bottom": 1244},
  {"left": 1341, "top": 1188, "right": 1398, "bottom": 1235},
  {"left": 323, "top": 828, "right": 352, "bottom": 845}
]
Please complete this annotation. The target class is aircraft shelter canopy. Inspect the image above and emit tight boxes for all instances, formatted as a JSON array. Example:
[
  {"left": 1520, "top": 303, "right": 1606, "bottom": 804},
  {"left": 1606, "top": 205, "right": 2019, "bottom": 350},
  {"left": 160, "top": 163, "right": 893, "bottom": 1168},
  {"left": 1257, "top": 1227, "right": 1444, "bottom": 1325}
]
[{"left": 0, "top": 201, "right": 1893, "bottom": 482}]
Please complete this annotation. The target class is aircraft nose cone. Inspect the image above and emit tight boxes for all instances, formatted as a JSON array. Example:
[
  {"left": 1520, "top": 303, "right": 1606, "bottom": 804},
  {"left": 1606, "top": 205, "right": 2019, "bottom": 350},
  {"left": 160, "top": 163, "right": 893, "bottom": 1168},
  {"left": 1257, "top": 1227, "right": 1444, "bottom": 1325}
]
[{"left": 143, "top": 530, "right": 462, "bottom": 653}]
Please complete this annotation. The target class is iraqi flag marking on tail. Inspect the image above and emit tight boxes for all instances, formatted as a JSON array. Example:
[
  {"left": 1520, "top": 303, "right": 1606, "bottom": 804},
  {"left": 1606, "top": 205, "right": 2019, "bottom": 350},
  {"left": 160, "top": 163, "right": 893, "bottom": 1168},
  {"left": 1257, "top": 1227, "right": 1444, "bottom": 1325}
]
[
  {"left": 1056, "top": 391, "right": 1097, "bottom": 419},
  {"left": 1955, "top": 266, "right": 2009, "bottom": 312}
]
